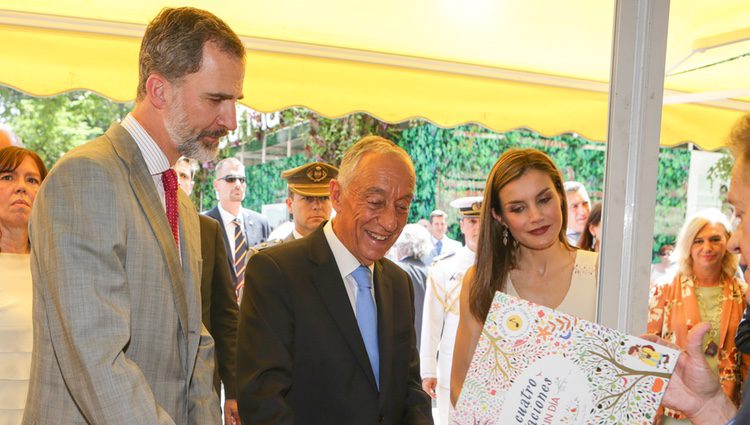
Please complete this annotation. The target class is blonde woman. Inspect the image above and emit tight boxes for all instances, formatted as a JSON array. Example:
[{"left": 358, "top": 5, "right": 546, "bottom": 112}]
[{"left": 648, "top": 208, "right": 749, "bottom": 424}]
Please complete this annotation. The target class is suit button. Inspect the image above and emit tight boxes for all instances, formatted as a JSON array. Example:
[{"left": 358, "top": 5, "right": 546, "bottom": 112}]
[{"left": 378, "top": 415, "right": 384, "bottom": 423}]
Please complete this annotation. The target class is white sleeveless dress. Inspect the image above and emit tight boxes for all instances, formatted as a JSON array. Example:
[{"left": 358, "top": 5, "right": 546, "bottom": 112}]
[{"left": 505, "top": 249, "right": 599, "bottom": 322}]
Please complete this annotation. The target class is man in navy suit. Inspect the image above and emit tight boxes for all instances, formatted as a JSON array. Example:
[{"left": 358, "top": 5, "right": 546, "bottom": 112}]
[
  {"left": 236, "top": 136, "right": 433, "bottom": 424},
  {"left": 205, "top": 157, "right": 270, "bottom": 298}
]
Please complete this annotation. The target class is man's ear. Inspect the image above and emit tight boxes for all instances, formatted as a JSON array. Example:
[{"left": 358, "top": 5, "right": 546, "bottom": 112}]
[
  {"left": 285, "top": 197, "right": 294, "bottom": 214},
  {"left": 329, "top": 179, "right": 342, "bottom": 210},
  {"left": 145, "top": 74, "right": 169, "bottom": 109}
]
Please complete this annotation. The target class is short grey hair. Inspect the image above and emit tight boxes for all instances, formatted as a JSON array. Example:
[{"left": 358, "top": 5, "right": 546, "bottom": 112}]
[
  {"left": 393, "top": 223, "right": 433, "bottom": 259},
  {"left": 214, "top": 157, "right": 244, "bottom": 177},
  {"left": 429, "top": 210, "right": 447, "bottom": 223},
  {"left": 0, "top": 124, "right": 22, "bottom": 147},
  {"left": 730, "top": 113, "right": 750, "bottom": 163},
  {"left": 337, "top": 135, "right": 414, "bottom": 189},
  {"left": 564, "top": 181, "right": 590, "bottom": 204}
]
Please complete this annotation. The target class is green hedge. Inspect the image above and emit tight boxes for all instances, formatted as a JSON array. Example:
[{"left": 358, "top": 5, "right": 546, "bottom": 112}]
[
  {"left": 398, "top": 124, "right": 688, "bottom": 257},
  {"left": 232, "top": 122, "right": 689, "bottom": 259}
]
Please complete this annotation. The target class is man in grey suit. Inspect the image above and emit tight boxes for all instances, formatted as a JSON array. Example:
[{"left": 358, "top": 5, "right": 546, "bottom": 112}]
[
  {"left": 24, "top": 7, "right": 245, "bottom": 425},
  {"left": 205, "top": 157, "right": 270, "bottom": 298}
]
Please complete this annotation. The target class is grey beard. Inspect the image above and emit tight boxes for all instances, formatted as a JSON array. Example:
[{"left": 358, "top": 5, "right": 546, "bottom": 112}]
[{"left": 177, "top": 136, "right": 218, "bottom": 163}]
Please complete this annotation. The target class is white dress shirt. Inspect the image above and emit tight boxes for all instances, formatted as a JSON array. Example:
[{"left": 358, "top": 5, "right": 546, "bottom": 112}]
[
  {"left": 121, "top": 114, "right": 171, "bottom": 212},
  {"left": 217, "top": 204, "right": 244, "bottom": 255},
  {"left": 323, "top": 220, "right": 376, "bottom": 317},
  {"left": 121, "top": 113, "right": 180, "bottom": 255}
]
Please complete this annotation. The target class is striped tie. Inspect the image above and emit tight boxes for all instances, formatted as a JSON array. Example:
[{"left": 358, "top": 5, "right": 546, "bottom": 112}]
[{"left": 233, "top": 218, "right": 249, "bottom": 300}]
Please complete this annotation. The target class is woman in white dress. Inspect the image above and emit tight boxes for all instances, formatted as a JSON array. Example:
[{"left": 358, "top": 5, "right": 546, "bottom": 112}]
[
  {"left": 450, "top": 148, "right": 598, "bottom": 407},
  {"left": 0, "top": 147, "right": 47, "bottom": 425}
]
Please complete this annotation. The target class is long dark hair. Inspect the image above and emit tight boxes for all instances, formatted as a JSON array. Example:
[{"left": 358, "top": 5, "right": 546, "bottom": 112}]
[
  {"left": 469, "top": 148, "right": 571, "bottom": 322},
  {"left": 578, "top": 202, "right": 602, "bottom": 252}
]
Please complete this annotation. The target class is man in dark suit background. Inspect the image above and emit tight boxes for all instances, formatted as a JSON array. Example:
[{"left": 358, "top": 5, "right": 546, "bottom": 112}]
[
  {"left": 176, "top": 157, "right": 240, "bottom": 425},
  {"left": 237, "top": 136, "right": 433, "bottom": 424},
  {"left": 205, "top": 157, "right": 270, "bottom": 298}
]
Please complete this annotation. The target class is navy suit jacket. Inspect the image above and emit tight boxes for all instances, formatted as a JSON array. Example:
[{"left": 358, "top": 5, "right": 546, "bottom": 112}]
[
  {"left": 198, "top": 215, "right": 239, "bottom": 398},
  {"left": 236, "top": 224, "right": 433, "bottom": 425},
  {"left": 204, "top": 205, "right": 270, "bottom": 285}
]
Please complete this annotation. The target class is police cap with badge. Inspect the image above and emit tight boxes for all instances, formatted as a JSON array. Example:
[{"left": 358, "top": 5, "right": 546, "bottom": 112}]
[
  {"left": 280, "top": 161, "right": 339, "bottom": 197},
  {"left": 449, "top": 195, "right": 483, "bottom": 218}
]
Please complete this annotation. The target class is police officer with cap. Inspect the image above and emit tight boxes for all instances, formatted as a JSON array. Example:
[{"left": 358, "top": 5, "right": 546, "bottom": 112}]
[
  {"left": 281, "top": 161, "right": 338, "bottom": 241},
  {"left": 420, "top": 195, "right": 482, "bottom": 425},
  {"left": 239, "top": 162, "right": 339, "bottom": 301}
]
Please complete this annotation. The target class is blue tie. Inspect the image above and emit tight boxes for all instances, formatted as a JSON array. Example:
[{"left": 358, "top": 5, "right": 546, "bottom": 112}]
[
  {"left": 436, "top": 239, "right": 443, "bottom": 255},
  {"left": 352, "top": 265, "right": 379, "bottom": 389}
]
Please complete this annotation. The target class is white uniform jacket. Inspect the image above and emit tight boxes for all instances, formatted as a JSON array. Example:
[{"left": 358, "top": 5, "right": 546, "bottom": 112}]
[{"left": 419, "top": 246, "right": 476, "bottom": 389}]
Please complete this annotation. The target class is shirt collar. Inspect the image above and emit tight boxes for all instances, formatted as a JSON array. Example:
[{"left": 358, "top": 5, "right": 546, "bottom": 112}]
[
  {"left": 218, "top": 203, "right": 243, "bottom": 227},
  {"left": 121, "top": 113, "right": 171, "bottom": 176},
  {"left": 323, "top": 220, "right": 374, "bottom": 279}
]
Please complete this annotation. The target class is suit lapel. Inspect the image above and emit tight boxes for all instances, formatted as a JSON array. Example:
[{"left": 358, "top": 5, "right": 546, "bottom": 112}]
[
  {"left": 207, "top": 207, "right": 237, "bottom": 282},
  {"left": 242, "top": 209, "right": 255, "bottom": 245},
  {"left": 374, "top": 260, "right": 394, "bottom": 401},
  {"left": 106, "top": 124, "right": 189, "bottom": 341},
  {"left": 307, "top": 227, "right": 379, "bottom": 390},
  {"left": 179, "top": 192, "right": 202, "bottom": 364}
]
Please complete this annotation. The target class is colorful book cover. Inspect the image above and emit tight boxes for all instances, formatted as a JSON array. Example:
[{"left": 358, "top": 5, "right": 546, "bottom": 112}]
[{"left": 453, "top": 291, "right": 679, "bottom": 425}]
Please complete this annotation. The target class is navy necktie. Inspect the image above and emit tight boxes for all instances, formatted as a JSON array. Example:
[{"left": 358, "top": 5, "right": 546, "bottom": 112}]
[
  {"left": 233, "top": 218, "right": 248, "bottom": 299},
  {"left": 351, "top": 265, "right": 379, "bottom": 389}
]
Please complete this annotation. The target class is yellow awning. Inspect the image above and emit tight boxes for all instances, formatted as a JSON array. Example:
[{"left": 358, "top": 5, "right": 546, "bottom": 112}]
[{"left": 1, "top": 0, "right": 748, "bottom": 149}]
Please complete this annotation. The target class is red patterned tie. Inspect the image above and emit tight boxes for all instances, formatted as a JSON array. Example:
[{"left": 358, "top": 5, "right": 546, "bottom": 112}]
[{"left": 161, "top": 169, "right": 179, "bottom": 246}]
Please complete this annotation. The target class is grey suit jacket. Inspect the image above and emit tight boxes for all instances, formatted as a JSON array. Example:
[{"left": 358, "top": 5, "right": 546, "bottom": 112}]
[
  {"left": 24, "top": 123, "right": 220, "bottom": 424},
  {"left": 204, "top": 206, "right": 270, "bottom": 285}
]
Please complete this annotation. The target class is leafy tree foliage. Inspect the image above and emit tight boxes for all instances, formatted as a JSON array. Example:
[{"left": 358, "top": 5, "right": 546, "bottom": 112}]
[
  {"left": 0, "top": 87, "right": 131, "bottom": 169},
  {"left": 0, "top": 87, "right": 691, "bottom": 258}
]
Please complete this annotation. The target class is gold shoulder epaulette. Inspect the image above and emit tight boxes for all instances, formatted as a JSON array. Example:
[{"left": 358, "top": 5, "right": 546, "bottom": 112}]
[
  {"left": 249, "top": 239, "right": 283, "bottom": 254},
  {"left": 431, "top": 251, "right": 456, "bottom": 266}
]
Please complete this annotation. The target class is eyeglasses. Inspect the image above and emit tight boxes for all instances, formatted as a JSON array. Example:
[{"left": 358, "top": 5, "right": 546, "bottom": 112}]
[{"left": 218, "top": 175, "right": 246, "bottom": 184}]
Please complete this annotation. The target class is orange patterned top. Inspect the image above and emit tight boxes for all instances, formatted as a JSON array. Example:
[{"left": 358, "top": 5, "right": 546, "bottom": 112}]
[{"left": 647, "top": 273, "right": 750, "bottom": 422}]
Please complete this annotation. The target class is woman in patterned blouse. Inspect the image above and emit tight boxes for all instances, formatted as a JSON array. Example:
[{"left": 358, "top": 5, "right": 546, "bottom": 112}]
[{"left": 647, "top": 208, "right": 749, "bottom": 424}]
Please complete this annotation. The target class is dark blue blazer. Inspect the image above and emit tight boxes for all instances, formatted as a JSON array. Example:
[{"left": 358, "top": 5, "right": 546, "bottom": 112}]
[{"left": 204, "top": 206, "right": 270, "bottom": 285}]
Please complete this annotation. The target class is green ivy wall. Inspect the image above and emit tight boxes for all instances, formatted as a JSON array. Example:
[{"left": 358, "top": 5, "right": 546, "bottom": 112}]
[{"left": 208, "top": 123, "right": 689, "bottom": 258}]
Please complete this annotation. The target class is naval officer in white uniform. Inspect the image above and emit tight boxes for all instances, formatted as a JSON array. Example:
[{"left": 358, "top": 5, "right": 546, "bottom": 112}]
[{"left": 420, "top": 196, "right": 482, "bottom": 425}]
